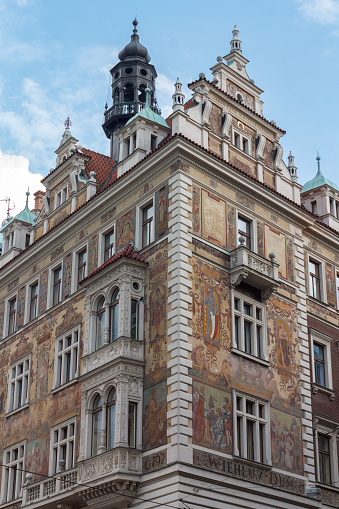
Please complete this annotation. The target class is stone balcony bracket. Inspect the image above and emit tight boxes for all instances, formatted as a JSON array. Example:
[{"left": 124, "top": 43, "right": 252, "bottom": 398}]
[{"left": 230, "top": 243, "right": 280, "bottom": 300}]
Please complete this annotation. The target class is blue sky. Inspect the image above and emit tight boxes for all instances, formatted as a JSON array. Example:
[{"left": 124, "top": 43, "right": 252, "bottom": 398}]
[{"left": 1, "top": 0, "right": 339, "bottom": 216}]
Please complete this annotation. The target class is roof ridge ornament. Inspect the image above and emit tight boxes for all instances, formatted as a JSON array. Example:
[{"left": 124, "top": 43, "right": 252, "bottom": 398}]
[{"left": 132, "top": 18, "right": 138, "bottom": 37}]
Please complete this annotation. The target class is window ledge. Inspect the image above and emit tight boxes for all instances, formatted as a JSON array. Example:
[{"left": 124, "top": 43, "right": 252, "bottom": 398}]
[
  {"left": 316, "top": 481, "right": 339, "bottom": 493},
  {"left": 231, "top": 347, "right": 270, "bottom": 367},
  {"left": 232, "top": 455, "right": 272, "bottom": 470},
  {"left": 6, "top": 403, "right": 29, "bottom": 418},
  {"left": 312, "top": 383, "right": 335, "bottom": 400},
  {"left": 52, "top": 378, "right": 79, "bottom": 394}
]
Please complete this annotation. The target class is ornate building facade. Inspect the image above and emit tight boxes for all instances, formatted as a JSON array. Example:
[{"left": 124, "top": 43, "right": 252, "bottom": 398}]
[{"left": 0, "top": 22, "right": 339, "bottom": 509}]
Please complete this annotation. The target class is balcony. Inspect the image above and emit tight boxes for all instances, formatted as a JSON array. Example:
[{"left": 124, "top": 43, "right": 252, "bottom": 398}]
[
  {"left": 82, "top": 337, "right": 144, "bottom": 375},
  {"left": 230, "top": 239, "right": 280, "bottom": 300},
  {"left": 103, "top": 101, "right": 160, "bottom": 125},
  {"left": 21, "top": 449, "right": 142, "bottom": 508},
  {"left": 22, "top": 468, "right": 79, "bottom": 508}
]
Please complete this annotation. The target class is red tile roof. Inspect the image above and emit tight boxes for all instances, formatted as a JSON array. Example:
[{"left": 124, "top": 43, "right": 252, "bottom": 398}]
[
  {"left": 81, "top": 148, "right": 117, "bottom": 191},
  {"left": 80, "top": 244, "right": 147, "bottom": 283},
  {"left": 41, "top": 148, "right": 116, "bottom": 191},
  {"left": 188, "top": 77, "right": 286, "bottom": 134}
]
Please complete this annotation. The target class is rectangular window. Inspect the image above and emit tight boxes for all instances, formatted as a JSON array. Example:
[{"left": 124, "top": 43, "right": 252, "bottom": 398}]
[
  {"left": 309, "top": 260, "right": 321, "bottom": 299},
  {"left": 337, "top": 272, "right": 339, "bottom": 308},
  {"left": 8, "top": 297, "right": 17, "bottom": 335},
  {"left": 238, "top": 216, "right": 251, "bottom": 248},
  {"left": 131, "top": 299, "right": 138, "bottom": 340},
  {"left": 25, "top": 234, "right": 30, "bottom": 248},
  {"left": 311, "top": 201, "right": 317, "bottom": 214},
  {"left": 234, "top": 392, "right": 268, "bottom": 463},
  {"left": 55, "top": 186, "right": 68, "bottom": 209},
  {"left": 50, "top": 420, "right": 76, "bottom": 474},
  {"left": 53, "top": 266, "right": 62, "bottom": 306},
  {"left": 234, "top": 132, "right": 240, "bottom": 149},
  {"left": 104, "top": 229, "right": 115, "bottom": 261},
  {"left": 77, "top": 249, "right": 87, "bottom": 283},
  {"left": 314, "top": 343, "right": 325, "bottom": 387},
  {"left": 336, "top": 202, "right": 339, "bottom": 219},
  {"left": 128, "top": 403, "right": 137, "bottom": 449},
  {"left": 318, "top": 434, "right": 331, "bottom": 485},
  {"left": 29, "top": 283, "right": 39, "bottom": 321},
  {"left": 54, "top": 329, "right": 79, "bottom": 388},
  {"left": 1, "top": 442, "right": 25, "bottom": 503},
  {"left": 233, "top": 293, "right": 265, "bottom": 359},
  {"left": 151, "top": 135, "right": 157, "bottom": 151},
  {"left": 242, "top": 138, "right": 249, "bottom": 154},
  {"left": 7, "top": 356, "right": 30, "bottom": 413},
  {"left": 142, "top": 203, "right": 154, "bottom": 248}
]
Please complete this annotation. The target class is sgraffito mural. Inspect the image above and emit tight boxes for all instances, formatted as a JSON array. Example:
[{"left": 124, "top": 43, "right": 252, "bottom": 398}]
[
  {"left": 201, "top": 189, "right": 227, "bottom": 248},
  {"left": 155, "top": 185, "right": 169, "bottom": 241},
  {"left": 39, "top": 269, "right": 48, "bottom": 315},
  {"left": 143, "top": 240, "right": 169, "bottom": 448},
  {"left": 193, "top": 381, "right": 232, "bottom": 453},
  {"left": 62, "top": 252, "right": 72, "bottom": 299},
  {"left": 88, "top": 233, "right": 98, "bottom": 273},
  {"left": 116, "top": 208, "right": 135, "bottom": 250},
  {"left": 17, "top": 286, "right": 26, "bottom": 329},
  {"left": 189, "top": 253, "right": 303, "bottom": 476},
  {"left": 325, "top": 262, "right": 336, "bottom": 307},
  {"left": 143, "top": 381, "right": 167, "bottom": 451}
]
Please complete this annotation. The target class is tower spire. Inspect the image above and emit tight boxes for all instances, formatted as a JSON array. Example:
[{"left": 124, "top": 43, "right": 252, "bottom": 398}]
[
  {"left": 316, "top": 152, "right": 322, "bottom": 175},
  {"left": 230, "top": 25, "right": 242, "bottom": 54}
]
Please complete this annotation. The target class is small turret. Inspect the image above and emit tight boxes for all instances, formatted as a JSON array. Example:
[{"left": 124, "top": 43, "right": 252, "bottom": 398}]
[
  {"left": 230, "top": 25, "right": 242, "bottom": 54},
  {"left": 172, "top": 78, "right": 185, "bottom": 112},
  {"left": 287, "top": 151, "right": 298, "bottom": 183}
]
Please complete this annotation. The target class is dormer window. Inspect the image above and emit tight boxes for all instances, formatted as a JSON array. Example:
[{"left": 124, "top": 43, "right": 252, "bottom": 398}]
[
  {"left": 55, "top": 186, "right": 68, "bottom": 209},
  {"left": 233, "top": 129, "right": 250, "bottom": 155},
  {"left": 311, "top": 201, "right": 317, "bottom": 214}
]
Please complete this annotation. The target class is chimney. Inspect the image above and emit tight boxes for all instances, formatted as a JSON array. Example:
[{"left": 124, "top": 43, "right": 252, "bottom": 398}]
[{"left": 32, "top": 190, "right": 45, "bottom": 214}]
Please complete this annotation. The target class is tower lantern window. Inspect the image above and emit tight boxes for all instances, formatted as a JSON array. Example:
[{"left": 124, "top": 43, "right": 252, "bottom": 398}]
[{"left": 124, "top": 83, "right": 134, "bottom": 103}]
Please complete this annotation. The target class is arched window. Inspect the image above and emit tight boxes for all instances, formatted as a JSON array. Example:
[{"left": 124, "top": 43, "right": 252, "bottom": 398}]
[
  {"left": 110, "top": 289, "right": 120, "bottom": 342},
  {"left": 96, "top": 297, "right": 106, "bottom": 349},
  {"left": 124, "top": 83, "right": 134, "bottom": 103},
  {"left": 106, "top": 388, "right": 116, "bottom": 450},
  {"left": 138, "top": 84, "right": 146, "bottom": 104},
  {"left": 114, "top": 87, "right": 119, "bottom": 104},
  {"left": 91, "top": 395, "right": 102, "bottom": 457}
]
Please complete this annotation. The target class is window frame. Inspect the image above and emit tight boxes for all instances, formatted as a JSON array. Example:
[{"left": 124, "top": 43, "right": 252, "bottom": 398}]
[
  {"left": 232, "top": 127, "right": 251, "bottom": 156},
  {"left": 6, "top": 355, "right": 31, "bottom": 414},
  {"left": 53, "top": 326, "right": 80, "bottom": 390},
  {"left": 48, "top": 263, "right": 63, "bottom": 309},
  {"left": 8, "top": 296, "right": 17, "bottom": 335},
  {"left": 310, "top": 329, "right": 333, "bottom": 391},
  {"left": 28, "top": 281, "right": 39, "bottom": 322},
  {"left": 49, "top": 418, "right": 76, "bottom": 475},
  {"left": 1, "top": 440, "right": 26, "bottom": 504},
  {"left": 54, "top": 185, "right": 68, "bottom": 210},
  {"left": 308, "top": 255, "right": 325, "bottom": 302},
  {"left": 135, "top": 197, "right": 155, "bottom": 251},
  {"left": 232, "top": 390, "right": 270, "bottom": 465},
  {"left": 314, "top": 418, "right": 339, "bottom": 487},
  {"left": 231, "top": 290, "right": 267, "bottom": 362}
]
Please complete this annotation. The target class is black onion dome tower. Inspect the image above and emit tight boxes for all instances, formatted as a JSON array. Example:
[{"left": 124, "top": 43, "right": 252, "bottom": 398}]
[{"left": 102, "top": 19, "right": 160, "bottom": 161}]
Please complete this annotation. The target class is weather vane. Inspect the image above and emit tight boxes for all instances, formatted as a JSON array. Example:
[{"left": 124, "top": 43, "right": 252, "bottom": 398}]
[{"left": 64, "top": 117, "right": 72, "bottom": 129}]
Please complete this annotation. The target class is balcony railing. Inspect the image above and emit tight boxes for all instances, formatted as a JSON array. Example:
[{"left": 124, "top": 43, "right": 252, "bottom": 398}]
[
  {"left": 22, "top": 468, "right": 78, "bottom": 506},
  {"left": 103, "top": 101, "right": 160, "bottom": 124},
  {"left": 230, "top": 240, "right": 280, "bottom": 300}
]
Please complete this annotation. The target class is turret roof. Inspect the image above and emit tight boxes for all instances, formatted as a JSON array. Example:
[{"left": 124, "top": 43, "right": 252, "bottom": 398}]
[
  {"left": 118, "top": 19, "right": 150, "bottom": 63},
  {"left": 301, "top": 154, "right": 339, "bottom": 193},
  {"left": 126, "top": 88, "right": 169, "bottom": 129}
]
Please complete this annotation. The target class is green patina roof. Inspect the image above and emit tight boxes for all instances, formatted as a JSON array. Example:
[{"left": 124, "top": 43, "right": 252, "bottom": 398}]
[
  {"left": 301, "top": 155, "right": 339, "bottom": 193},
  {"left": 126, "top": 105, "right": 169, "bottom": 128},
  {"left": 126, "top": 87, "right": 169, "bottom": 129}
]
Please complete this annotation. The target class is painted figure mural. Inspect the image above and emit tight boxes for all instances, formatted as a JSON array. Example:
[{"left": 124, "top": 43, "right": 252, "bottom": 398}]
[{"left": 143, "top": 382, "right": 167, "bottom": 451}]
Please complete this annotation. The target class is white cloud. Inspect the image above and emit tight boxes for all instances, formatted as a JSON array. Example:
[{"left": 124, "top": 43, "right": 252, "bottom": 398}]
[
  {"left": 298, "top": 0, "right": 339, "bottom": 24},
  {"left": 0, "top": 150, "right": 44, "bottom": 221},
  {"left": 17, "top": 0, "right": 28, "bottom": 5}
]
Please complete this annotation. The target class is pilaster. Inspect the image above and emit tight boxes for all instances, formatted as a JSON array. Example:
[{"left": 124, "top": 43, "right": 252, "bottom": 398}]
[{"left": 167, "top": 171, "right": 193, "bottom": 465}]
